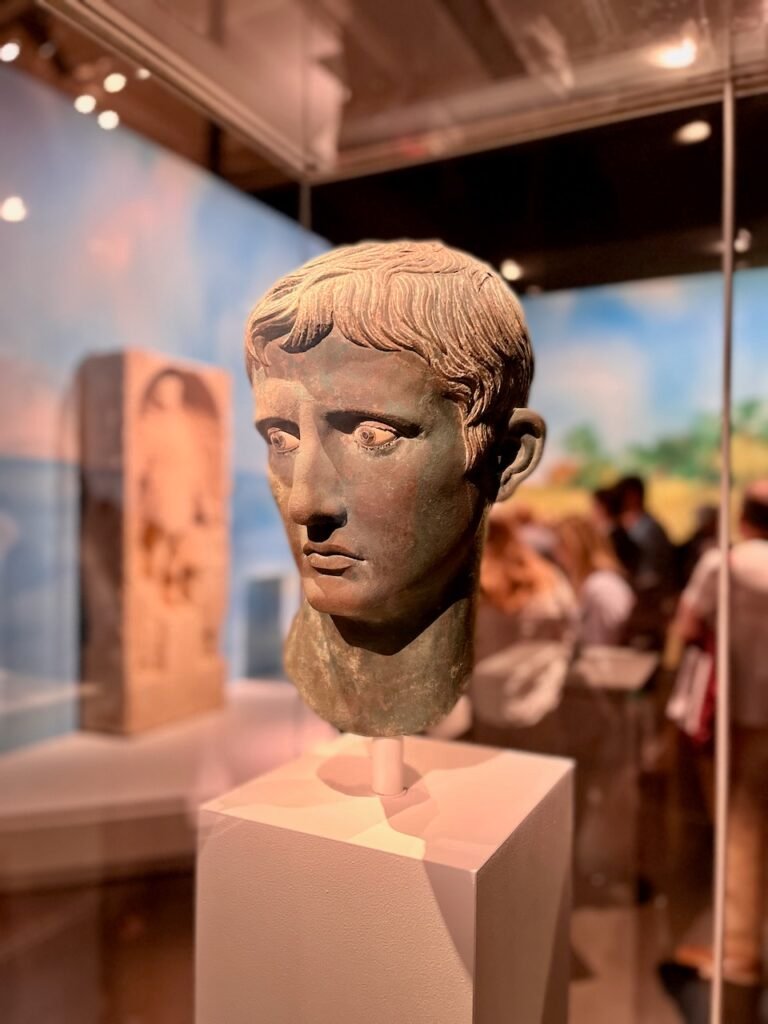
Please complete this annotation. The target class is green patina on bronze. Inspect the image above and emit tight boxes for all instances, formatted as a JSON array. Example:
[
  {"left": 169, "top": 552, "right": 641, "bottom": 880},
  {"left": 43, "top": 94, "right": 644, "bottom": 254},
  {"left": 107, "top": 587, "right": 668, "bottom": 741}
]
[{"left": 244, "top": 240, "right": 545, "bottom": 737}]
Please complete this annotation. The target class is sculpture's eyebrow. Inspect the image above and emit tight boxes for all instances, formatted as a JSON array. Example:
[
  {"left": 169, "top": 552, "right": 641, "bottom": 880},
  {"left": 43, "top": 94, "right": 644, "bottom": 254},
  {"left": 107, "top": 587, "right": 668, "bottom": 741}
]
[
  {"left": 254, "top": 415, "right": 298, "bottom": 440},
  {"left": 325, "top": 409, "right": 422, "bottom": 437}
]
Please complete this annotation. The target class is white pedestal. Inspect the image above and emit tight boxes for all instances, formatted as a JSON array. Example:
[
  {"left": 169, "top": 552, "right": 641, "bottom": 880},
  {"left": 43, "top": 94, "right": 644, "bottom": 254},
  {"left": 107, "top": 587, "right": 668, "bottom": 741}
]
[{"left": 196, "top": 734, "right": 573, "bottom": 1024}]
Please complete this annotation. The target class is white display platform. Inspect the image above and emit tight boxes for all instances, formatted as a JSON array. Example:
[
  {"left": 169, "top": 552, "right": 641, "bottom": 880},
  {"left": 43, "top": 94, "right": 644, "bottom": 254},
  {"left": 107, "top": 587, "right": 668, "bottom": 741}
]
[
  {"left": 197, "top": 734, "right": 573, "bottom": 1024},
  {"left": 0, "top": 681, "right": 335, "bottom": 891}
]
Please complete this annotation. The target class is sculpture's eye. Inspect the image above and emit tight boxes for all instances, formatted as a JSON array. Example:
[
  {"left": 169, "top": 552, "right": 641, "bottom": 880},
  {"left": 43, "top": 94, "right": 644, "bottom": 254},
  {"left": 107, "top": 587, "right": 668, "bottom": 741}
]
[
  {"left": 353, "top": 422, "right": 398, "bottom": 450},
  {"left": 267, "top": 428, "right": 299, "bottom": 454}
]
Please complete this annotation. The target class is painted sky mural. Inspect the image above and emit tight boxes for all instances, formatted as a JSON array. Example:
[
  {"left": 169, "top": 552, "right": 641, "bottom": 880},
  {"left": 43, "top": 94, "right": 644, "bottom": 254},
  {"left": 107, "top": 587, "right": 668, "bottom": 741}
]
[{"left": 0, "top": 66, "right": 326, "bottom": 470}]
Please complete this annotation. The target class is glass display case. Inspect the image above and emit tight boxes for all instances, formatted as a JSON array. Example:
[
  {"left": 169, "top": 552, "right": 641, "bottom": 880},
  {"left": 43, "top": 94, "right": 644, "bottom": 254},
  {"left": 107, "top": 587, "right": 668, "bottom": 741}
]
[{"left": 1, "top": 2, "right": 767, "bottom": 1022}]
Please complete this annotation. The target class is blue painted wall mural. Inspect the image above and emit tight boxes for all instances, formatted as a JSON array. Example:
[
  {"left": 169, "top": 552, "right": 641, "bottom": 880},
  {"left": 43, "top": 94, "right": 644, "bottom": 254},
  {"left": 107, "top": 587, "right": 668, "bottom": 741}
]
[{"left": 0, "top": 66, "right": 325, "bottom": 748}]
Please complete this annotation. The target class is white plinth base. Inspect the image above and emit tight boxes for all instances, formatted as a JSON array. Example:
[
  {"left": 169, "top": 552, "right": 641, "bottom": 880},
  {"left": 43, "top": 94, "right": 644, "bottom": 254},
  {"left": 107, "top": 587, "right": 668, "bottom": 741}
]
[{"left": 196, "top": 734, "right": 573, "bottom": 1024}]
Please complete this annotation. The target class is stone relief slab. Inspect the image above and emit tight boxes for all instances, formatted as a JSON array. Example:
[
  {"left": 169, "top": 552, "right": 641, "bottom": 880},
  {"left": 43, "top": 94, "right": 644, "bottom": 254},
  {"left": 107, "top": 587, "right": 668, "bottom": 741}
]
[{"left": 79, "top": 350, "right": 230, "bottom": 733}]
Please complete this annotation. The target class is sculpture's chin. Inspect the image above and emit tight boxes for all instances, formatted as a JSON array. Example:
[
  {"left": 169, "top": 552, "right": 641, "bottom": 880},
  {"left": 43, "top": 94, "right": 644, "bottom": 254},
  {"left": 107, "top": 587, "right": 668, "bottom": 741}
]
[{"left": 301, "top": 574, "right": 380, "bottom": 621}]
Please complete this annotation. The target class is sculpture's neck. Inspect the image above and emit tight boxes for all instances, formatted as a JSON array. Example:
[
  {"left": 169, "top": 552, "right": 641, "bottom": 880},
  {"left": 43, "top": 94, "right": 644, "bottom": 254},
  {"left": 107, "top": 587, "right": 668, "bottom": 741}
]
[{"left": 284, "top": 592, "right": 476, "bottom": 737}]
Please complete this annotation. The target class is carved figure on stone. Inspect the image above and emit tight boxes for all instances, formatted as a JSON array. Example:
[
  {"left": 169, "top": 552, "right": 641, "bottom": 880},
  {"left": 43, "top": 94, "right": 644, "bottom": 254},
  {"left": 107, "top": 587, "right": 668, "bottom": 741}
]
[
  {"left": 245, "top": 241, "right": 545, "bottom": 737},
  {"left": 139, "top": 370, "right": 216, "bottom": 608},
  {"left": 135, "top": 368, "right": 227, "bottom": 675}
]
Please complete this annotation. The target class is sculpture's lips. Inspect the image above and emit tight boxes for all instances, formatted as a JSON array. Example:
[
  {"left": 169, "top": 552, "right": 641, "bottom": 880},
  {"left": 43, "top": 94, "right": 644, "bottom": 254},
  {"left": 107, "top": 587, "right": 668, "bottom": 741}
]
[{"left": 303, "top": 546, "right": 363, "bottom": 574}]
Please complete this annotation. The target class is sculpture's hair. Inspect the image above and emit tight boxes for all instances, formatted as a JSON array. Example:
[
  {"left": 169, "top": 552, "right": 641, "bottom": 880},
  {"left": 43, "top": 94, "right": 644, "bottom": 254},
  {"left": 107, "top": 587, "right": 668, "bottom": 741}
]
[{"left": 245, "top": 240, "right": 533, "bottom": 469}]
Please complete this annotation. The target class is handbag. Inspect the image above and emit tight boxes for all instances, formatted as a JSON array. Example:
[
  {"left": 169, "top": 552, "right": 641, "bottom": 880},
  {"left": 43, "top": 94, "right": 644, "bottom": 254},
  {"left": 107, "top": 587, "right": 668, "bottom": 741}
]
[{"left": 666, "top": 632, "right": 716, "bottom": 746}]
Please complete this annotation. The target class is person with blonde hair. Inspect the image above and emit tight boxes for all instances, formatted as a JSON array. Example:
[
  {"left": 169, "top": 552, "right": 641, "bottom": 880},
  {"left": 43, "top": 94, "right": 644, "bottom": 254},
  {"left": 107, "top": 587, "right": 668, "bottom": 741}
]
[
  {"left": 554, "top": 514, "right": 635, "bottom": 646},
  {"left": 479, "top": 513, "right": 571, "bottom": 625},
  {"left": 472, "top": 510, "right": 577, "bottom": 732}
]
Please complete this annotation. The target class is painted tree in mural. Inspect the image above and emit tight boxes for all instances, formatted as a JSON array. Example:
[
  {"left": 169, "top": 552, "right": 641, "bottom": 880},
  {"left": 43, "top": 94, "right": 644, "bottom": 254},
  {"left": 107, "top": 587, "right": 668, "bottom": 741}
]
[
  {"left": 628, "top": 412, "right": 720, "bottom": 482},
  {"left": 628, "top": 399, "right": 768, "bottom": 483},
  {"left": 562, "top": 423, "right": 613, "bottom": 487},
  {"left": 561, "top": 398, "right": 768, "bottom": 486},
  {"left": 733, "top": 398, "right": 768, "bottom": 440}
]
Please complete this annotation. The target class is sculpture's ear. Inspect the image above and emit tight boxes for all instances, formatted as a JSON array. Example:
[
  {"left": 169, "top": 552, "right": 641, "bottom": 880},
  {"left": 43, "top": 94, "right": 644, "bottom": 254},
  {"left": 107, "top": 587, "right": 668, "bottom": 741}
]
[{"left": 495, "top": 409, "right": 546, "bottom": 503}]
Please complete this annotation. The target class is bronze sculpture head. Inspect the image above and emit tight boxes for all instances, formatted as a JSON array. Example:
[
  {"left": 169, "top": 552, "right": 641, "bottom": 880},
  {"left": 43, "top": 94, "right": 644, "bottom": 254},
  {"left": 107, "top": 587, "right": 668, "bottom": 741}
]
[{"left": 246, "top": 240, "right": 544, "bottom": 736}]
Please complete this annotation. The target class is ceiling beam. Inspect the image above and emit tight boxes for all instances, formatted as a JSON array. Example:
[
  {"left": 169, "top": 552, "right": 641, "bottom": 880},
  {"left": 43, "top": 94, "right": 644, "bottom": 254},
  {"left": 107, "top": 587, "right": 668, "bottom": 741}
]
[{"left": 438, "top": 0, "right": 525, "bottom": 79}]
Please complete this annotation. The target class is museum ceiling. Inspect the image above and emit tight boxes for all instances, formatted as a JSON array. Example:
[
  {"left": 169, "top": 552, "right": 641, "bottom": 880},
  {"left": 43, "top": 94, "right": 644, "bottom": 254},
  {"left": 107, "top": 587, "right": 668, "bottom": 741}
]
[
  {"left": 2, "top": 0, "right": 767, "bottom": 289},
  {"left": 25, "top": 0, "right": 768, "bottom": 179}
]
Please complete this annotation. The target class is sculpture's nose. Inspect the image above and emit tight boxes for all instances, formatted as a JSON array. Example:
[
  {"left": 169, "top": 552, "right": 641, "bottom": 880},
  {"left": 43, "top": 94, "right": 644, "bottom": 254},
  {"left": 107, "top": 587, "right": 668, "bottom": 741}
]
[{"left": 288, "top": 437, "right": 347, "bottom": 534}]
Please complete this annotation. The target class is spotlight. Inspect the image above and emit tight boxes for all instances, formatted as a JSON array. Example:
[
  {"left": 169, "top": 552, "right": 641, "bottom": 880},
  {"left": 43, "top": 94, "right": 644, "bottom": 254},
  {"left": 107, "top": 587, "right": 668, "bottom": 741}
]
[
  {"left": 500, "top": 259, "right": 523, "bottom": 282},
  {"left": 674, "top": 120, "right": 711, "bottom": 144},
  {"left": 649, "top": 34, "right": 698, "bottom": 69},
  {"left": 103, "top": 72, "right": 127, "bottom": 93},
  {"left": 136, "top": 67, "right": 151, "bottom": 80},
  {"left": 0, "top": 196, "right": 28, "bottom": 222},
  {"left": 38, "top": 41, "right": 57, "bottom": 60},
  {"left": 74, "top": 94, "right": 96, "bottom": 114},
  {"left": 734, "top": 228, "right": 752, "bottom": 254},
  {"left": 97, "top": 110, "right": 120, "bottom": 130},
  {"left": 0, "top": 41, "right": 20, "bottom": 62},
  {"left": 710, "top": 228, "right": 754, "bottom": 256}
]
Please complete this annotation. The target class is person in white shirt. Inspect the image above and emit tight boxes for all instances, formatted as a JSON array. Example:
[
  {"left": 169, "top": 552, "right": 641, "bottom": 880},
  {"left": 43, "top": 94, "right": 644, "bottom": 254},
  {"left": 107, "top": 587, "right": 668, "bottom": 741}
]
[{"left": 675, "top": 480, "right": 768, "bottom": 988}]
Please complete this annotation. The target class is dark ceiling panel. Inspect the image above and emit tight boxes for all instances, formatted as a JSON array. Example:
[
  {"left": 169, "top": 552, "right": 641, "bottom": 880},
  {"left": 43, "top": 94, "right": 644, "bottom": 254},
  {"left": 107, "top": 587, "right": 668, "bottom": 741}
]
[{"left": 255, "top": 95, "right": 768, "bottom": 291}]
